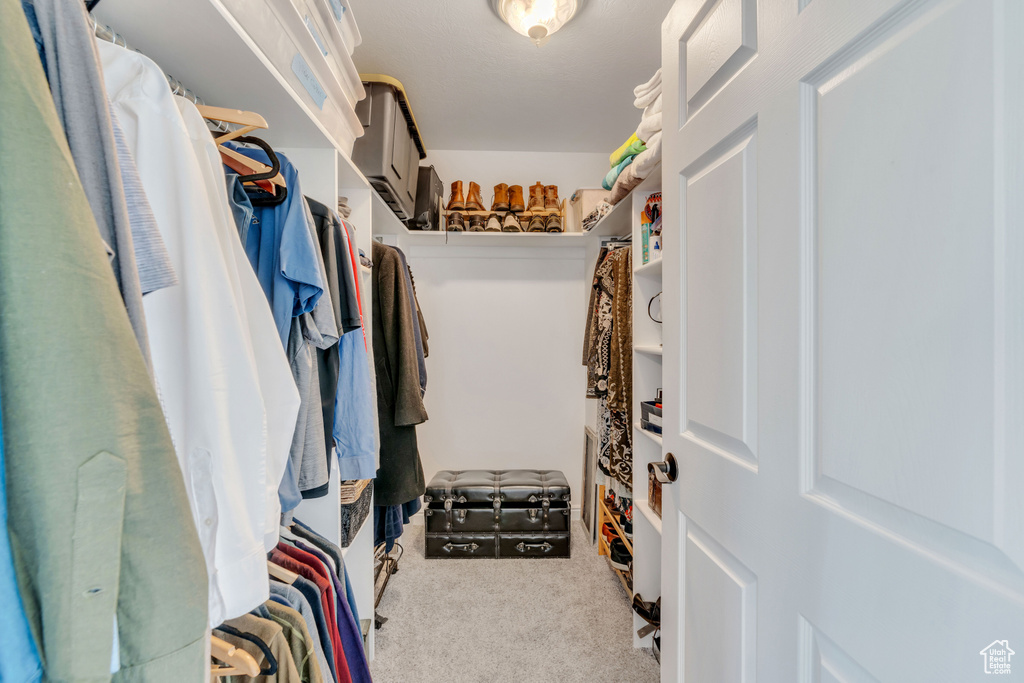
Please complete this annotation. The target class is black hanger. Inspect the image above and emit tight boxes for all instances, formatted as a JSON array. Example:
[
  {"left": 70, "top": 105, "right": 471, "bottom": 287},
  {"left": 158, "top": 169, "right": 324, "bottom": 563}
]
[
  {"left": 212, "top": 625, "right": 277, "bottom": 676},
  {"left": 230, "top": 135, "right": 288, "bottom": 207},
  {"left": 84, "top": 0, "right": 102, "bottom": 11}
]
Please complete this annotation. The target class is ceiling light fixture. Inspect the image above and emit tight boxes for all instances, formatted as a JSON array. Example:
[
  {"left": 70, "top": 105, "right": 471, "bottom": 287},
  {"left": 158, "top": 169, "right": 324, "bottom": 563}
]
[{"left": 493, "top": 0, "right": 583, "bottom": 47}]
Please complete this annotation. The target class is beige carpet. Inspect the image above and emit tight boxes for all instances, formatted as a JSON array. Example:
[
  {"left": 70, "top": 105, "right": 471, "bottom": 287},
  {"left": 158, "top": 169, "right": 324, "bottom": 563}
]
[{"left": 370, "top": 521, "right": 660, "bottom": 683}]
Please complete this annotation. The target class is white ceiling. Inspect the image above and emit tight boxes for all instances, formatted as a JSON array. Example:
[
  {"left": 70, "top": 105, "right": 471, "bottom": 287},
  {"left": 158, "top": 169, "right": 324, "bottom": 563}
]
[{"left": 349, "top": 0, "right": 673, "bottom": 153}]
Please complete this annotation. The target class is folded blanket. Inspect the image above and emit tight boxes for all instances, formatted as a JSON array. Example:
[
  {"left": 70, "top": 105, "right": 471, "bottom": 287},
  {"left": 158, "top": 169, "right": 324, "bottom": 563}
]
[
  {"left": 603, "top": 154, "right": 637, "bottom": 190},
  {"left": 633, "top": 68, "right": 662, "bottom": 99},
  {"left": 643, "top": 93, "right": 663, "bottom": 117},
  {"left": 631, "top": 132, "right": 662, "bottom": 180},
  {"left": 634, "top": 82, "right": 662, "bottom": 110},
  {"left": 609, "top": 164, "right": 644, "bottom": 206},
  {"left": 610, "top": 134, "right": 647, "bottom": 168},
  {"left": 636, "top": 111, "right": 662, "bottom": 143}
]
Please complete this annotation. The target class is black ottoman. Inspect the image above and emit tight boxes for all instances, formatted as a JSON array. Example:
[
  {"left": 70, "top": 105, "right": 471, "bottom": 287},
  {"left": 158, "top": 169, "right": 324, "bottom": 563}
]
[{"left": 423, "top": 469, "right": 571, "bottom": 559}]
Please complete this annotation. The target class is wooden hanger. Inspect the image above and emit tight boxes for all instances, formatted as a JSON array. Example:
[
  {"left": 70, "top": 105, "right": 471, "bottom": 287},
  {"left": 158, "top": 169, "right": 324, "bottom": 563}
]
[
  {"left": 196, "top": 104, "right": 269, "bottom": 144},
  {"left": 267, "top": 559, "right": 299, "bottom": 584},
  {"left": 195, "top": 105, "right": 286, "bottom": 189},
  {"left": 210, "top": 634, "right": 260, "bottom": 678}
]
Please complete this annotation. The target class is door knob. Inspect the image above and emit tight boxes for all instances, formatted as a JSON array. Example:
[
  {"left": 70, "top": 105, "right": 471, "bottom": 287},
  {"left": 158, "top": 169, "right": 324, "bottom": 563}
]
[{"left": 649, "top": 453, "right": 678, "bottom": 483}]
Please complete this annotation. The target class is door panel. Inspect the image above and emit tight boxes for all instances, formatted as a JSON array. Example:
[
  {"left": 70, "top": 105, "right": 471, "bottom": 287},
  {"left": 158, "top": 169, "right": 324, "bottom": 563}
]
[{"left": 660, "top": 0, "right": 1024, "bottom": 680}]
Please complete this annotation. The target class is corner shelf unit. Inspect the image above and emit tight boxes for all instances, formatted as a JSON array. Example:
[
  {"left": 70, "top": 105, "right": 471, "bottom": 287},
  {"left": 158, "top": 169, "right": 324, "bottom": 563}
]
[{"left": 628, "top": 172, "right": 664, "bottom": 650}]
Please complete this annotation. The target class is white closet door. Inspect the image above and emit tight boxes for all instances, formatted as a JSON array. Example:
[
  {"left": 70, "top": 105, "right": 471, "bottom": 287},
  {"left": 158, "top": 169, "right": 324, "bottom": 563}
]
[{"left": 659, "top": 0, "right": 1024, "bottom": 680}]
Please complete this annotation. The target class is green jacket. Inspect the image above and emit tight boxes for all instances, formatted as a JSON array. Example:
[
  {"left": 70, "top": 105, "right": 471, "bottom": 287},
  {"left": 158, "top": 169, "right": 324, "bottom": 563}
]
[{"left": 0, "top": 1, "right": 209, "bottom": 680}]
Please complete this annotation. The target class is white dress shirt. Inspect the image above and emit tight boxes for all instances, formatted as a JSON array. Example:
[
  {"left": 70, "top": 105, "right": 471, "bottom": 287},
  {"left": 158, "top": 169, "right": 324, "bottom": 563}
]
[{"left": 97, "top": 39, "right": 299, "bottom": 626}]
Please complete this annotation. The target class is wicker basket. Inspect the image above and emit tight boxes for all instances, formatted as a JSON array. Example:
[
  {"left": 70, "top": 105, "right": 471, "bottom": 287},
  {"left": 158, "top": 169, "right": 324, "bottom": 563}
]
[{"left": 340, "top": 479, "right": 372, "bottom": 547}]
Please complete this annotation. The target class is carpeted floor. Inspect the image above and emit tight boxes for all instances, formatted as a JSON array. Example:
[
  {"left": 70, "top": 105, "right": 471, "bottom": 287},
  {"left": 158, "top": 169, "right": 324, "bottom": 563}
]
[{"left": 369, "top": 521, "right": 660, "bottom": 683}]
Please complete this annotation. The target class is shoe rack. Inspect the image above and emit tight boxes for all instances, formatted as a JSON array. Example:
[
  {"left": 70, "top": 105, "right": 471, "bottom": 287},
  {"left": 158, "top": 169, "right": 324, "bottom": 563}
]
[
  {"left": 443, "top": 201, "right": 567, "bottom": 226},
  {"left": 597, "top": 483, "right": 634, "bottom": 597}
]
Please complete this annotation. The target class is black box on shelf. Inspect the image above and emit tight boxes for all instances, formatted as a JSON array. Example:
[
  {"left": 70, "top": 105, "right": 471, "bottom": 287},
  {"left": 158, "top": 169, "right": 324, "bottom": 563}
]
[{"left": 640, "top": 400, "right": 662, "bottom": 435}]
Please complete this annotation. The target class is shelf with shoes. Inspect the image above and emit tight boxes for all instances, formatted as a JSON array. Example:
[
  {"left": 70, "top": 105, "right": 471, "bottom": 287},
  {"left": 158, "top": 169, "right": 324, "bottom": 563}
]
[{"left": 597, "top": 484, "right": 634, "bottom": 597}]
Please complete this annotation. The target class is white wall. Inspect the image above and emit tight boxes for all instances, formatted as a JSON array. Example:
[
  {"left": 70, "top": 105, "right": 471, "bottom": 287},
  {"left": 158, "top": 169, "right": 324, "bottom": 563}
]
[
  {"left": 393, "top": 150, "right": 612, "bottom": 511},
  {"left": 424, "top": 149, "right": 609, "bottom": 205},
  {"left": 409, "top": 246, "right": 588, "bottom": 502}
]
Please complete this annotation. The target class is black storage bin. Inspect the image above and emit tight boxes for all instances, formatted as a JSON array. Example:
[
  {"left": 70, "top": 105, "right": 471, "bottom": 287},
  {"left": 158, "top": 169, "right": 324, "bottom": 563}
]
[
  {"left": 411, "top": 164, "right": 443, "bottom": 230},
  {"left": 424, "top": 470, "right": 571, "bottom": 559},
  {"left": 640, "top": 400, "right": 663, "bottom": 435},
  {"left": 352, "top": 82, "right": 421, "bottom": 220}
]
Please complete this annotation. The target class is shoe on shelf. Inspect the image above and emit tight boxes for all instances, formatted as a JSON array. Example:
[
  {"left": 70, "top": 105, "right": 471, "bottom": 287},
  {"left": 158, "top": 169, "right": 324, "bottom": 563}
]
[
  {"left": 492, "top": 183, "right": 510, "bottom": 212},
  {"left": 465, "top": 181, "right": 485, "bottom": 211},
  {"left": 508, "top": 185, "right": 526, "bottom": 212},
  {"left": 544, "top": 184, "right": 559, "bottom": 211},
  {"left": 446, "top": 180, "right": 465, "bottom": 211},
  {"left": 632, "top": 594, "right": 661, "bottom": 627},
  {"left": 447, "top": 211, "right": 466, "bottom": 232},
  {"left": 527, "top": 214, "right": 546, "bottom": 232},
  {"left": 502, "top": 212, "right": 523, "bottom": 232},
  {"left": 602, "top": 522, "right": 617, "bottom": 546},
  {"left": 527, "top": 181, "right": 545, "bottom": 212},
  {"left": 545, "top": 213, "right": 563, "bottom": 232},
  {"left": 609, "top": 537, "right": 632, "bottom": 572},
  {"left": 484, "top": 213, "right": 502, "bottom": 231},
  {"left": 467, "top": 214, "right": 485, "bottom": 232}
]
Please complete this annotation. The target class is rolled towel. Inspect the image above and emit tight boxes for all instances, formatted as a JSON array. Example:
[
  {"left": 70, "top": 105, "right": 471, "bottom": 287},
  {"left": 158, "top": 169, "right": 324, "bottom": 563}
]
[
  {"left": 636, "top": 111, "right": 663, "bottom": 143},
  {"left": 634, "top": 82, "right": 662, "bottom": 110},
  {"left": 643, "top": 93, "right": 663, "bottom": 118},
  {"left": 609, "top": 134, "right": 647, "bottom": 168},
  {"left": 631, "top": 132, "right": 662, "bottom": 180},
  {"left": 603, "top": 154, "right": 638, "bottom": 190},
  {"left": 633, "top": 68, "right": 662, "bottom": 99}
]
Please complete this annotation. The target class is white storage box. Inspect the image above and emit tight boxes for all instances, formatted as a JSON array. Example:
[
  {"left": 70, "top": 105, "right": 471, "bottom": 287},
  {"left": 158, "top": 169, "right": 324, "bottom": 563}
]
[
  {"left": 568, "top": 187, "right": 610, "bottom": 233},
  {"left": 293, "top": 0, "right": 365, "bottom": 108},
  {"left": 321, "top": 0, "right": 361, "bottom": 54},
  {"left": 219, "top": 0, "right": 363, "bottom": 154}
]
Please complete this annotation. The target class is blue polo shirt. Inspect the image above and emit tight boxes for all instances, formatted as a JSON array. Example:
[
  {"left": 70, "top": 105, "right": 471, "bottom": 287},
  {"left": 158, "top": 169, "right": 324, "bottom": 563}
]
[{"left": 223, "top": 143, "right": 323, "bottom": 348}]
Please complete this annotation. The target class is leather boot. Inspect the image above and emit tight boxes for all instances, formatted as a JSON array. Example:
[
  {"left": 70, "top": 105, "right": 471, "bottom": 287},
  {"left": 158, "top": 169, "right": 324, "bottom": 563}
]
[
  {"left": 508, "top": 185, "right": 525, "bottom": 213},
  {"left": 468, "top": 214, "right": 485, "bottom": 232},
  {"left": 465, "top": 181, "right": 485, "bottom": 211},
  {"left": 447, "top": 211, "right": 465, "bottom": 232},
  {"left": 544, "top": 184, "right": 559, "bottom": 211},
  {"left": 527, "top": 181, "right": 545, "bottom": 212},
  {"left": 492, "top": 183, "right": 510, "bottom": 212},
  {"left": 446, "top": 180, "right": 465, "bottom": 211}
]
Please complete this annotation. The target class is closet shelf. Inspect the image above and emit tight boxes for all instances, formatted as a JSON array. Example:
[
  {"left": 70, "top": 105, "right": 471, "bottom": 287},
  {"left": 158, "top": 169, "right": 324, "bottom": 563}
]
[
  {"left": 634, "top": 258, "right": 663, "bottom": 277},
  {"left": 634, "top": 344, "right": 663, "bottom": 357},
  {"left": 586, "top": 196, "right": 633, "bottom": 238},
  {"left": 634, "top": 499, "right": 663, "bottom": 536},
  {"left": 634, "top": 422, "right": 663, "bottom": 446}
]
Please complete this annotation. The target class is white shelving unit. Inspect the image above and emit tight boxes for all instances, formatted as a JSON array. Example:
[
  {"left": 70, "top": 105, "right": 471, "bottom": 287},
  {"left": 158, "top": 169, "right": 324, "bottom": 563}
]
[
  {"left": 95, "top": 0, "right": 383, "bottom": 660},
  {"left": 629, "top": 173, "right": 664, "bottom": 650}
]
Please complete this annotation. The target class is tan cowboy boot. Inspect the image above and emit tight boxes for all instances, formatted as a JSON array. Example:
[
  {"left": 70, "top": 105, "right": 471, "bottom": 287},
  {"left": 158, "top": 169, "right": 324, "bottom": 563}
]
[
  {"left": 446, "top": 181, "right": 465, "bottom": 211},
  {"left": 492, "top": 183, "right": 510, "bottom": 212},
  {"left": 465, "top": 182, "right": 485, "bottom": 211},
  {"left": 544, "top": 185, "right": 560, "bottom": 211},
  {"left": 508, "top": 185, "right": 526, "bottom": 212},
  {"left": 527, "top": 181, "right": 545, "bottom": 212}
]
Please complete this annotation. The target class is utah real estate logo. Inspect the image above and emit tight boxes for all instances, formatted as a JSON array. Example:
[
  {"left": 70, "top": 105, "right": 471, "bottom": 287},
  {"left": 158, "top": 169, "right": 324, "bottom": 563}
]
[{"left": 980, "top": 640, "right": 1014, "bottom": 675}]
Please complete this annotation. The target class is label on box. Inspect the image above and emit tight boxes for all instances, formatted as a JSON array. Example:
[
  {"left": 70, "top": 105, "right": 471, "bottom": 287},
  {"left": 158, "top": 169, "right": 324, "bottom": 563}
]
[
  {"left": 304, "top": 16, "right": 329, "bottom": 56},
  {"left": 648, "top": 413, "right": 663, "bottom": 427},
  {"left": 291, "top": 54, "right": 327, "bottom": 110},
  {"left": 329, "top": 0, "right": 345, "bottom": 21}
]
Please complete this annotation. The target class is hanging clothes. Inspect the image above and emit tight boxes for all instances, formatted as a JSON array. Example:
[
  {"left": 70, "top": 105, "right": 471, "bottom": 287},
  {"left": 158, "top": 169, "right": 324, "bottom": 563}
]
[
  {"left": 23, "top": 0, "right": 155, "bottom": 367},
  {"left": 584, "top": 247, "right": 633, "bottom": 487},
  {"left": 307, "top": 199, "right": 378, "bottom": 482},
  {"left": 371, "top": 241, "right": 428, "bottom": 506},
  {"left": 0, "top": 4, "right": 209, "bottom": 679},
  {"left": 99, "top": 38, "right": 301, "bottom": 626}
]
